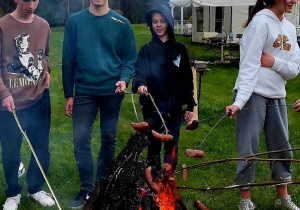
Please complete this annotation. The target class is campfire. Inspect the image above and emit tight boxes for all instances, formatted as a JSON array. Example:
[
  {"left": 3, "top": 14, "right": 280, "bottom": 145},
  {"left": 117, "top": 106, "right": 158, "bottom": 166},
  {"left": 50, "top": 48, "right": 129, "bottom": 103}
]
[{"left": 83, "top": 126, "right": 209, "bottom": 210}]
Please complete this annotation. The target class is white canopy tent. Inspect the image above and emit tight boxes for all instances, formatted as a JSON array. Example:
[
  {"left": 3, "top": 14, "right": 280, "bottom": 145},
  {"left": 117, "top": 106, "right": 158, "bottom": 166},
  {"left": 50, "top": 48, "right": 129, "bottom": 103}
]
[
  {"left": 170, "top": 0, "right": 255, "bottom": 7},
  {"left": 192, "top": 0, "right": 256, "bottom": 7},
  {"left": 170, "top": 0, "right": 191, "bottom": 7},
  {"left": 170, "top": 0, "right": 299, "bottom": 42}
]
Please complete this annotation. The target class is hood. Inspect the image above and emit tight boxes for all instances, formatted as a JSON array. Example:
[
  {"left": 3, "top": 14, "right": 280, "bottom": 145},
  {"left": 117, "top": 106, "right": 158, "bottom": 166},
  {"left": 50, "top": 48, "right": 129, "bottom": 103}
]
[
  {"left": 255, "top": 8, "right": 286, "bottom": 22},
  {"left": 145, "top": 4, "right": 175, "bottom": 41}
]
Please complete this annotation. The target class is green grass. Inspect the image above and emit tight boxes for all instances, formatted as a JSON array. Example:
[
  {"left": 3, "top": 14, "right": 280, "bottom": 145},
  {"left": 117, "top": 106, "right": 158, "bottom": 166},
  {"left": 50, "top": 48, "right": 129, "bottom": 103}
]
[{"left": 1, "top": 24, "right": 300, "bottom": 209}]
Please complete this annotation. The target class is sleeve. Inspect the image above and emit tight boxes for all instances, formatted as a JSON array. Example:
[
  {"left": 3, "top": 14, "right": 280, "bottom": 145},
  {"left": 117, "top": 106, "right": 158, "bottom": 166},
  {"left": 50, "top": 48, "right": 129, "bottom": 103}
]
[
  {"left": 132, "top": 46, "right": 148, "bottom": 93},
  {"left": 271, "top": 39, "right": 300, "bottom": 80},
  {"left": 179, "top": 44, "right": 196, "bottom": 111},
  {"left": 62, "top": 18, "right": 76, "bottom": 98},
  {"left": 233, "top": 27, "right": 267, "bottom": 110},
  {"left": 0, "top": 27, "right": 11, "bottom": 102},
  {"left": 45, "top": 28, "right": 51, "bottom": 73},
  {"left": 119, "top": 23, "right": 137, "bottom": 85}
]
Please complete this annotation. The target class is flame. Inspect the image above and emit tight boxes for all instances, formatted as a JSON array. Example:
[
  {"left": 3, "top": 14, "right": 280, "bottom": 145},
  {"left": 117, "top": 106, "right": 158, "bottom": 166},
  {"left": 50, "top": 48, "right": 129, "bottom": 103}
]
[
  {"left": 157, "top": 180, "right": 176, "bottom": 210},
  {"left": 171, "top": 145, "right": 176, "bottom": 161},
  {"left": 164, "top": 146, "right": 177, "bottom": 169},
  {"left": 140, "top": 163, "right": 178, "bottom": 210}
]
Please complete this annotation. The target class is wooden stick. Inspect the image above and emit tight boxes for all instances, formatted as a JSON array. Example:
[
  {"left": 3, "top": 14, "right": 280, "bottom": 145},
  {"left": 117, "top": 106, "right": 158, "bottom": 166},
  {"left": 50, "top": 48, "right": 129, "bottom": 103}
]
[
  {"left": 171, "top": 156, "right": 300, "bottom": 175},
  {"left": 131, "top": 92, "right": 139, "bottom": 122},
  {"left": 178, "top": 180, "right": 297, "bottom": 191},
  {"left": 186, "top": 67, "right": 199, "bottom": 130},
  {"left": 12, "top": 110, "right": 62, "bottom": 210},
  {"left": 244, "top": 148, "right": 300, "bottom": 158},
  {"left": 146, "top": 92, "right": 169, "bottom": 135}
]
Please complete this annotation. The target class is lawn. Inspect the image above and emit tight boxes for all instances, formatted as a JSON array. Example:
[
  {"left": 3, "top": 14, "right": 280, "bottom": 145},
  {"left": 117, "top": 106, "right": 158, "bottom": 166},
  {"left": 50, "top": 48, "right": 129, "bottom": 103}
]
[{"left": 1, "top": 24, "right": 300, "bottom": 209}]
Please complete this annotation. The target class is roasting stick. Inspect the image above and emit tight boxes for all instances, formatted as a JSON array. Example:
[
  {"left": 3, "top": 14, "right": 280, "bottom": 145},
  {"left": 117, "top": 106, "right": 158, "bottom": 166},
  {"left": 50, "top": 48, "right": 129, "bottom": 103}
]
[
  {"left": 131, "top": 93, "right": 139, "bottom": 122},
  {"left": 145, "top": 91, "right": 169, "bottom": 134},
  {"left": 186, "top": 67, "right": 199, "bottom": 130},
  {"left": 144, "top": 91, "right": 174, "bottom": 142},
  {"left": 130, "top": 92, "right": 149, "bottom": 131},
  {"left": 12, "top": 110, "right": 62, "bottom": 210}
]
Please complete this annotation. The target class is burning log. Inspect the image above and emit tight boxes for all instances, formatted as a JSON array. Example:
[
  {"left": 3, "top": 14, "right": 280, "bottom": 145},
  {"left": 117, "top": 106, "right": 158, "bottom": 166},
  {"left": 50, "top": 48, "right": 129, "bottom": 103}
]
[
  {"left": 83, "top": 123, "right": 189, "bottom": 209},
  {"left": 144, "top": 167, "right": 159, "bottom": 194},
  {"left": 85, "top": 131, "right": 149, "bottom": 210},
  {"left": 141, "top": 163, "right": 189, "bottom": 210}
]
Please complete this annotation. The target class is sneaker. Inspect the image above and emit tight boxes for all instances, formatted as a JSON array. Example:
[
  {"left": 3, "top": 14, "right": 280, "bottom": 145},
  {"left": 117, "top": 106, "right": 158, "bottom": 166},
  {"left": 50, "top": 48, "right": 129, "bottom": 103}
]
[
  {"left": 29, "top": 190, "right": 55, "bottom": 207},
  {"left": 69, "top": 189, "right": 90, "bottom": 209},
  {"left": 18, "top": 162, "right": 25, "bottom": 178},
  {"left": 239, "top": 198, "right": 256, "bottom": 210},
  {"left": 84, "top": 182, "right": 101, "bottom": 209},
  {"left": 275, "top": 195, "right": 300, "bottom": 210},
  {"left": 3, "top": 194, "right": 21, "bottom": 210}
]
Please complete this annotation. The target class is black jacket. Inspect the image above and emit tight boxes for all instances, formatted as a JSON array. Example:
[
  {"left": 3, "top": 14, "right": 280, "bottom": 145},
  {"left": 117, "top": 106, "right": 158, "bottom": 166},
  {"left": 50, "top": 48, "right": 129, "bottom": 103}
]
[{"left": 132, "top": 4, "right": 195, "bottom": 114}]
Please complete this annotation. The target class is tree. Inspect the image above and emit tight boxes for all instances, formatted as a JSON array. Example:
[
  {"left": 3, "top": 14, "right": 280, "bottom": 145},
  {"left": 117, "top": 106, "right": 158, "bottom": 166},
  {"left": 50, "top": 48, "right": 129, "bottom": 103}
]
[
  {"left": 0, "top": 0, "right": 170, "bottom": 25},
  {"left": 0, "top": 0, "right": 16, "bottom": 17},
  {"left": 35, "top": 0, "right": 64, "bottom": 26}
]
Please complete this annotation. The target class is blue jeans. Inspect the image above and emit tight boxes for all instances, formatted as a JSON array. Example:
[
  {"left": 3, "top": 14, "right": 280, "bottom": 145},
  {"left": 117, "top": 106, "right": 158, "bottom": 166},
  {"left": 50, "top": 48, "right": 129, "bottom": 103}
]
[
  {"left": 72, "top": 94, "right": 124, "bottom": 193},
  {"left": 0, "top": 89, "right": 51, "bottom": 197},
  {"left": 142, "top": 108, "right": 182, "bottom": 171}
]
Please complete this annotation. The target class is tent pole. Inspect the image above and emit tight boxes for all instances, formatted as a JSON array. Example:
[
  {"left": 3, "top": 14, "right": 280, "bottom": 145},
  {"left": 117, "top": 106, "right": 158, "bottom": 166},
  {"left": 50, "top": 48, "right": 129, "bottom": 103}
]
[
  {"left": 181, "top": 7, "right": 184, "bottom": 35},
  {"left": 221, "top": 11, "right": 224, "bottom": 63}
]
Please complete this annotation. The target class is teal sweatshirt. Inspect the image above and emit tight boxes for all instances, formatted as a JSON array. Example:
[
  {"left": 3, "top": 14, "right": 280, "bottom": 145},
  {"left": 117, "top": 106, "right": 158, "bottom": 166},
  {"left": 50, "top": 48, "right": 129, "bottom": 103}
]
[{"left": 62, "top": 9, "right": 137, "bottom": 98}]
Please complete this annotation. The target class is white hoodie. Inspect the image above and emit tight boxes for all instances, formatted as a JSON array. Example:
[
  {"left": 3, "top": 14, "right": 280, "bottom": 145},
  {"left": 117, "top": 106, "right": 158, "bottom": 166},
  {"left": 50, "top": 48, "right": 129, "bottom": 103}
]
[{"left": 233, "top": 9, "right": 300, "bottom": 110}]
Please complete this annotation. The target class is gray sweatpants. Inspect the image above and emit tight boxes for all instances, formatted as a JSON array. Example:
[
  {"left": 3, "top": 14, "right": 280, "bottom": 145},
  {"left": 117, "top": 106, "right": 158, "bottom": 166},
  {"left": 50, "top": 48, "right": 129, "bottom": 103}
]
[{"left": 234, "top": 93, "right": 292, "bottom": 190}]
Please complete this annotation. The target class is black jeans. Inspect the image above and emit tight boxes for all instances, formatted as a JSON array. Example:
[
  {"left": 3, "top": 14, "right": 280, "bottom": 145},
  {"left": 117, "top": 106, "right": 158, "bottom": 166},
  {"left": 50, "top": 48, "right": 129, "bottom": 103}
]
[
  {"left": 142, "top": 108, "right": 182, "bottom": 171},
  {"left": 0, "top": 89, "right": 51, "bottom": 197},
  {"left": 72, "top": 94, "right": 124, "bottom": 193}
]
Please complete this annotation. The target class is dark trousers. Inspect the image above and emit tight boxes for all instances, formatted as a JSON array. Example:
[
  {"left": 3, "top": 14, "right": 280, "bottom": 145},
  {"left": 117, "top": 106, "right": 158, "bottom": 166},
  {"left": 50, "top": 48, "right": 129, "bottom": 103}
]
[
  {"left": 72, "top": 95, "right": 124, "bottom": 193},
  {"left": 0, "top": 89, "right": 51, "bottom": 197},
  {"left": 142, "top": 108, "right": 182, "bottom": 171}
]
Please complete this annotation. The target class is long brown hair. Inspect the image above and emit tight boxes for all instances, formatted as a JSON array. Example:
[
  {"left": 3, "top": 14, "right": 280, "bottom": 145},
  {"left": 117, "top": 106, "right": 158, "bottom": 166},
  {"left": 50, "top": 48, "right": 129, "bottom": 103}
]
[{"left": 244, "top": 0, "right": 276, "bottom": 27}]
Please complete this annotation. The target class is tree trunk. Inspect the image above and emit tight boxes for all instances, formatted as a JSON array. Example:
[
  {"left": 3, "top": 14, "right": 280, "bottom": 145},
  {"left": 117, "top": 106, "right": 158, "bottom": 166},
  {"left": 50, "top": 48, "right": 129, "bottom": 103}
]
[{"left": 67, "top": 0, "right": 70, "bottom": 17}]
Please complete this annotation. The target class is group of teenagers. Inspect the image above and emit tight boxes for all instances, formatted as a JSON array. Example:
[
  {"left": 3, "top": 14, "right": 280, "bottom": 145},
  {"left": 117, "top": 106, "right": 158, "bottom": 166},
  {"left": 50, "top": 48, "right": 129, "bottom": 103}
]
[{"left": 1, "top": 0, "right": 300, "bottom": 209}]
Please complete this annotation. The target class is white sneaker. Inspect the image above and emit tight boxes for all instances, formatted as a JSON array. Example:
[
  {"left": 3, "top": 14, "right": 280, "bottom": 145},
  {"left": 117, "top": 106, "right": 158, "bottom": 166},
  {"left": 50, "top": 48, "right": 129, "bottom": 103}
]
[
  {"left": 18, "top": 162, "right": 25, "bottom": 178},
  {"left": 275, "top": 195, "right": 300, "bottom": 210},
  {"left": 3, "top": 194, "right": 21, "bottom": 210},
  {"left": 239, "top": 198, "right": 256, "bottom": 210},
  {"left": 28, "top": 190, "right": 55, "bottom": 207}
]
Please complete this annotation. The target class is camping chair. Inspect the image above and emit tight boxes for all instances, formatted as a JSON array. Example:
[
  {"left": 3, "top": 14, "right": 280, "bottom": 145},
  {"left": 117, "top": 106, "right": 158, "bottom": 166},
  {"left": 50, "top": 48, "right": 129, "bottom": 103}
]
[
  {"left": 226, "top": 34, "right": 242, "bottom": 59},
  {"left": 201, "top": 36, "right": 223, "bottom": 58}
]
